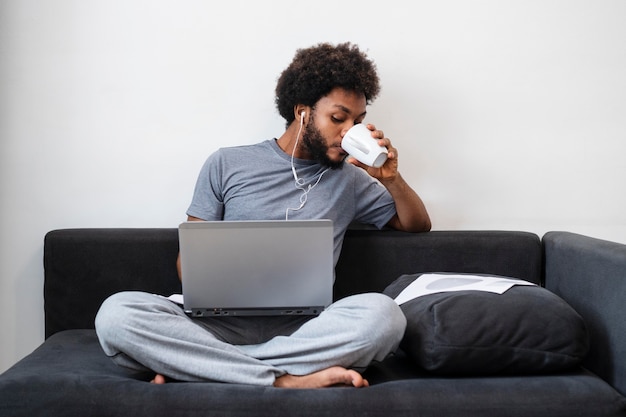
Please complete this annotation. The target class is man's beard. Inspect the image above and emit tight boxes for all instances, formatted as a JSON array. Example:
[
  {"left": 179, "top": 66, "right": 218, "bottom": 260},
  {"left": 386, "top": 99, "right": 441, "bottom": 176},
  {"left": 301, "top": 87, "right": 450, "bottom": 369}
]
[{"left": 301, "top": 122, "right": 345, "bottom": 170}]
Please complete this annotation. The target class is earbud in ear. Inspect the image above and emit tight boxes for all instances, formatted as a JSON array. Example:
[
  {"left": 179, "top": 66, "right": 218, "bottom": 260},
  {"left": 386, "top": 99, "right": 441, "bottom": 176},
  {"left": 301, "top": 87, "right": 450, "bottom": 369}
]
[{"left": 301, "top": 111, "right": 306, "bottom": 118}]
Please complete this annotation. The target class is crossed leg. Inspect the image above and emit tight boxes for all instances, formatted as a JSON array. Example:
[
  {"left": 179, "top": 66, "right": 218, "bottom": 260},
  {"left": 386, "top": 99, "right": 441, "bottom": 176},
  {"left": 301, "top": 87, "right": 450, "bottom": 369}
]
[{"left": 98, "top": 292, "right": 404, "bottom": 387}]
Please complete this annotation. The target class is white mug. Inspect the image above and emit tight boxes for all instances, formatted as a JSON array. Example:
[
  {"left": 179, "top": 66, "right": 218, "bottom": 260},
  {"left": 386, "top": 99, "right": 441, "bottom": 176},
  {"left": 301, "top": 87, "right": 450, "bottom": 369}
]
[{"left": 341, "top": 124, "right": 388, "bottom": 168}]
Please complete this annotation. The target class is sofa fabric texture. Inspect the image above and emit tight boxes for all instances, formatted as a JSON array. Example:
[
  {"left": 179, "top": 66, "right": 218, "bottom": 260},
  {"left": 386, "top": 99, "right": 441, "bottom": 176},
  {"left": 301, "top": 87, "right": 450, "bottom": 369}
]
[
  {"left": 1, "top": 228, "right": 625, "bottom": 417},
  {"left": 544, "top": 231, "right": 626, "bottom": 397}
]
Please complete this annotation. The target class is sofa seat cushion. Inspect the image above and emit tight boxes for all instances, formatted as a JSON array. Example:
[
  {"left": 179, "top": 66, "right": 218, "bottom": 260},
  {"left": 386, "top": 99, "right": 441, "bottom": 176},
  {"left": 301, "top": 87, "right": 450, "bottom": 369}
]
[
  {"left": 1, "top": 330, "right": 625, "bottom": 417},
  {"left": 384, "top": 273, "right": 590, "bottom": 375}
]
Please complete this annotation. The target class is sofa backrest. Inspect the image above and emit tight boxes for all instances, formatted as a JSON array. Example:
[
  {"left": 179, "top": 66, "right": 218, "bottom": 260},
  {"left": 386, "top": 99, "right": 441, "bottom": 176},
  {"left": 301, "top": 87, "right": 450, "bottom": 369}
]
[
  {"left": 334, "top": 228, "right": 542, "bottom": 299},
  {"left": 43, "top": 228, "right": 542, "bottom": 338},
  {"left": 44, "top": 228, "right": 181, "bottom": 339}
]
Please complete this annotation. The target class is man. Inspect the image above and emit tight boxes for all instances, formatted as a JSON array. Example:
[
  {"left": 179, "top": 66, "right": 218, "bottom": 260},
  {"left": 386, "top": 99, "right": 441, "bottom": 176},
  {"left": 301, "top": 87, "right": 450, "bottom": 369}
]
[{"left": 95, "top": 42, "right": 431, "bottom": 389}]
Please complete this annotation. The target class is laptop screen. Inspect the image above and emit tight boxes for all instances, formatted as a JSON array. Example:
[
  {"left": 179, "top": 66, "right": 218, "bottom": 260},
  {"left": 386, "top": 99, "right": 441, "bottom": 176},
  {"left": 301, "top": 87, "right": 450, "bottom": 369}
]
[{"left": 178, "top": 220, "right": 334, "bottom": 317}]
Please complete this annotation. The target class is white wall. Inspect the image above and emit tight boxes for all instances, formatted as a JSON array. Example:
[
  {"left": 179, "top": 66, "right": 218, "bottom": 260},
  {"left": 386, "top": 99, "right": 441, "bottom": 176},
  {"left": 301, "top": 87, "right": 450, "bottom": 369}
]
[{"left": 1, "top": 0, "right": 625, "bottom": 373}]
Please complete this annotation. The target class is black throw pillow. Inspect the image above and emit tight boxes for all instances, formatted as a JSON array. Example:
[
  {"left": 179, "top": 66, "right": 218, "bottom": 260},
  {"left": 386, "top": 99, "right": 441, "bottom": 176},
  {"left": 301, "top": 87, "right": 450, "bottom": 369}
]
[{"left": 383, "top": 273, "right": 589, "bottom": 375}]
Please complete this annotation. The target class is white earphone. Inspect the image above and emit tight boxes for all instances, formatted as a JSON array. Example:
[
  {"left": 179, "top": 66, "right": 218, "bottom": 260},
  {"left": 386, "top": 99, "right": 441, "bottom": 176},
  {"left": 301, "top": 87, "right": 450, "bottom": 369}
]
[{"left": 285, "top": 109, "right": 329, "bottom": 220}]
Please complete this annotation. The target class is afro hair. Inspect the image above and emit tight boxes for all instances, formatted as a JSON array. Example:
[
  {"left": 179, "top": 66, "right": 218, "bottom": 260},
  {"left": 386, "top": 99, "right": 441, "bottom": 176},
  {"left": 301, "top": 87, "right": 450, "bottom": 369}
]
[{"left": 275, "top": 42, "right": 380, "bottom": 127}]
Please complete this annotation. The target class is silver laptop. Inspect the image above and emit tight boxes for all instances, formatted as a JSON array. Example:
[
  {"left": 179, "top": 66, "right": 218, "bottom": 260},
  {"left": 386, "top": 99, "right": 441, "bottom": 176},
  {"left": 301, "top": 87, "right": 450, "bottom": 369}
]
[{"left": 178, "top": 220, "right": 334, "bottom": 317}]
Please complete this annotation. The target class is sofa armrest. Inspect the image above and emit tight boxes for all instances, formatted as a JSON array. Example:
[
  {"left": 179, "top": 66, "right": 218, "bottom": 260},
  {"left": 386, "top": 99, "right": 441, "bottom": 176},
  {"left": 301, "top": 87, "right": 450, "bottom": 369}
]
[{"left": 543, "top": 231, "right": 626, "bottom": 396}]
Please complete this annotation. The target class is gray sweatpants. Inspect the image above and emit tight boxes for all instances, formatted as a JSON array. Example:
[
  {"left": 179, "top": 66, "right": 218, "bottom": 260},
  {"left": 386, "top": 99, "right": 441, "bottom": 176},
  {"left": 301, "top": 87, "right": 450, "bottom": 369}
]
[{"left": 94, "top": 291, "right": 406, "bottom": 386}]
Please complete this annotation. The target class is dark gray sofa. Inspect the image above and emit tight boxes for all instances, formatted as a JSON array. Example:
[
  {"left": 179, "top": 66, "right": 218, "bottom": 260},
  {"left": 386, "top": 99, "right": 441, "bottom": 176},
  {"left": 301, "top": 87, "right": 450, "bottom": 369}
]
[{"left": 1, "top": 228, "right": 625, "bottom": 417}]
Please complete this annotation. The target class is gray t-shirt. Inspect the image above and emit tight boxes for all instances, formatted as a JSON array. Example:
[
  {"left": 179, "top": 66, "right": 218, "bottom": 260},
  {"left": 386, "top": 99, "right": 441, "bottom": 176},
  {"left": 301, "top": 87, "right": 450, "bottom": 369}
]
[{"left": 187, "top": 139, "right": 396, "bottom": 265}]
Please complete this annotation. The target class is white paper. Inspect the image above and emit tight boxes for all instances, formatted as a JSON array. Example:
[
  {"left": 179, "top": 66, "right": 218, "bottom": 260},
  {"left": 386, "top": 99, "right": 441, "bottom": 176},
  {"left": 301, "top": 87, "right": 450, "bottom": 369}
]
[
  {"left": 167, "top": 293, "right": 184, "bottom": 305},
  {"left": 153, "top": 293, "right": 184, "bottom": 305},
  {"left": 393, "top": 274, "right": 536, "bottom": 305}
]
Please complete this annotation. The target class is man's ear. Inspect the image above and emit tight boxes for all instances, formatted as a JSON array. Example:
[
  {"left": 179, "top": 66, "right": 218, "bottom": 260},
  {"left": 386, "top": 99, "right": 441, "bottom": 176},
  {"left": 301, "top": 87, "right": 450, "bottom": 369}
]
[{"left": 294, "top": 106, "right": 309, "bottom": 125}]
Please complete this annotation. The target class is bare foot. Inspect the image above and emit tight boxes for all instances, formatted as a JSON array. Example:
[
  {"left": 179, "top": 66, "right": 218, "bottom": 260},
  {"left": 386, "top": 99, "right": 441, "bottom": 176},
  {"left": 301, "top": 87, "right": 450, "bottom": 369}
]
[
  {"left": 150, "top": 374, "right": 167, "bottom": 384},
  {"left": 273, "top": 366, "right": 369, "bottom": 389}
]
